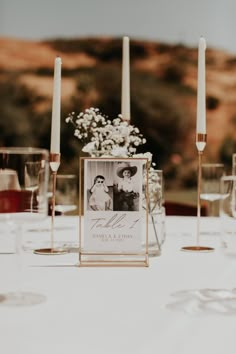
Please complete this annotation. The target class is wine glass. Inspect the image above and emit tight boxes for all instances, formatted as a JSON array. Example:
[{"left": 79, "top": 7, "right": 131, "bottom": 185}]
[
  {"left": 220, "top": 175, "right": 236, "bottom": 255},
  {"left": 53, "top": 174, "right": 78, "bottom": 251},
  {"left": 0, "top": 147, "right": 49, "bottom": 306},
  {"left": 54, "top": 174, "right": 78, "bottom": 215},
  {"left": 200, "top": 163, "right": 225, "bottom": 216},
  {"left": 28, "top": 174, "right": 78, "bottom": 252},
  {"left": 232, "top": 153, "right": 236, "bottom": 175}
]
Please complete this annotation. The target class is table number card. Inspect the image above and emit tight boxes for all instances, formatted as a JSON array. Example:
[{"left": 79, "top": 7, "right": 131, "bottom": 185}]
[{"left": 79, "top": 157, "right": 149, "bottom": 267}]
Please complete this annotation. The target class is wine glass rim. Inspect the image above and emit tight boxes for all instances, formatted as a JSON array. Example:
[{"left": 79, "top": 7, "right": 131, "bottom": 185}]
[
  {"left": 221, "top": 175, "right": 236, "bottom": 181},
  {"left": 0, "top": 147, "right": 49, "bottom": 155},
  {"left": 202, "top": 163, "right": 224, "bottom": 167},
  {"left": 57, "top": 174, "right": 77, "bottom": 178}
]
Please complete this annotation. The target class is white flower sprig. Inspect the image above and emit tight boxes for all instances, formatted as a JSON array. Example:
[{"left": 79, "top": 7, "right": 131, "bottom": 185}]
[{"left": 66, "top": 107, "right": 147, "bottom": 157}]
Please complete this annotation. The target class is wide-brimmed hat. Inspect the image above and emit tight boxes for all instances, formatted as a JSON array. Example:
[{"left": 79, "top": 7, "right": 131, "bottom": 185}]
[{"left": 116, "top": 162, "right": 137, "bottom": 178}]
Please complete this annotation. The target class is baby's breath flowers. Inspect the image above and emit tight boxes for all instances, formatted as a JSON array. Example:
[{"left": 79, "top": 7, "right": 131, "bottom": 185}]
[{"left": 65, "top": 107, "right": 147, "bottom": 157}]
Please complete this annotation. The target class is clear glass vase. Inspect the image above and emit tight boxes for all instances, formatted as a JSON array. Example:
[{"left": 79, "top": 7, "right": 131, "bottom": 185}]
[{"left": 144, "top": 169, "right": 166, "bottom": 256}]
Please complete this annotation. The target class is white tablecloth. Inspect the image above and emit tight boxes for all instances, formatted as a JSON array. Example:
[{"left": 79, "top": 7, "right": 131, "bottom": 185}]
[{"left": 0, "top": 216, "right": 236, "bottom": 354}]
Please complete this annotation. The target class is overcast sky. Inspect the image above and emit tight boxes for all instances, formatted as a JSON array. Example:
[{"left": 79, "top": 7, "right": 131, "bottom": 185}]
[{"left": 1, "top": 0, "right": 236, "bottom": 53}]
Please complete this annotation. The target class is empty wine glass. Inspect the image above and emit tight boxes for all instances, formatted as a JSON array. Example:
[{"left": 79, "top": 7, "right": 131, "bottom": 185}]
[
  {"left": 53, "top": 174, "right": 78, "bottom": 251},
  {"left": 200, "top": 163, "right": 225, "bottom": 216},
  {"left": 220, "top": 175, "right": 236, "bottom": 255},
  {"left": 55, "top": 174, "right": 78, "bottom": 215},
  {"left": 232, "top": 154, "right": 236, "bottom": 175},
  {"left": 0, "top": 147, "right": 49, "bottom": 306}
]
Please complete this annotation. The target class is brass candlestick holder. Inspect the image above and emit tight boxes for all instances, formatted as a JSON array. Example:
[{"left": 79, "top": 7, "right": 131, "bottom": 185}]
[
  {"left": 34, "top": 153, "right": 68, "bottom": 255},
  {"left": 181, "top": 133, "right": 214, "bottom": 252}
]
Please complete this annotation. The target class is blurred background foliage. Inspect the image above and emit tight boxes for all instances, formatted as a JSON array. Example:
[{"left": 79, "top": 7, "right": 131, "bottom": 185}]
[{"left": 0, "top": 37, "right": 235, "bottom": 190}]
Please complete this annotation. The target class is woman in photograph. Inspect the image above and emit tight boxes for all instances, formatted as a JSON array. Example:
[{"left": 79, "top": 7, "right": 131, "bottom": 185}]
[
  {"left": 88, "top": 175, "right": 112, "bottom": 211},
  {"left": 115, "top": 163, "right": 139, "bottom": 211}
]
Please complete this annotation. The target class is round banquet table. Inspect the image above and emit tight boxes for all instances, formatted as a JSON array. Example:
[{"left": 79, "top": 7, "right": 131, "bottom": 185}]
[{"left": 0, "top": 216, "right": 236, "bottom": 354}]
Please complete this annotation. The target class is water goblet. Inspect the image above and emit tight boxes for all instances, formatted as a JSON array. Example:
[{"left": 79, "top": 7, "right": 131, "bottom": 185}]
[
  {"left": 0, "top": 147, "right": 49, "bottom": 306},
  {"left": 200, "top": 163, "right": 225, "bottom": 216}
]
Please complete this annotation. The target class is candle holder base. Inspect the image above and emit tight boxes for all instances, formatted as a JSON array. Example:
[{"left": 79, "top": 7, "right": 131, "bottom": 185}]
[
  {"left": 34, "top": 248, "right": 68, "bottom": 255},
  {"left": 181, "top": 245, "right": 214, "bottom": 252}
]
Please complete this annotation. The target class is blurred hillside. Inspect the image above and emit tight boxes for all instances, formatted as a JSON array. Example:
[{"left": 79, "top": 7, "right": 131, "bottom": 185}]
[{"left": 1, "top": 36, "right": 236, "bottom": 189}]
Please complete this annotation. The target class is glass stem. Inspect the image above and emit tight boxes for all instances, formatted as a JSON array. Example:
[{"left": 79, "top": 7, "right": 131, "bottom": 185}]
[
  {"left": 14, "top": 224, "right": 24, "bottom": 294},
  {"left": 209, "top": 201, "right": 214, "bottom": 216}
]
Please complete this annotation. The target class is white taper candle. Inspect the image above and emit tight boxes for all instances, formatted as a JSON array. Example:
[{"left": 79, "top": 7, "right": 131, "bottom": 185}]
[
  {"left": 50, "top": 57, "right": 62, "bottom": 154},
  {"left": 121, "top": 36, "right": 130, "bottom": 122},
  {"left": 196, "top": 37, "right": 206, "bottom": 134}
]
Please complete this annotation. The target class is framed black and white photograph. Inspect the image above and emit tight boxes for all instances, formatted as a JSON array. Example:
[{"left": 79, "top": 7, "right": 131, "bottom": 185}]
[
  {"left": 113, "top": 161, "right": 140, "bottom": 212},
  {"left": 79, "top": 157, "right": 149, "bottom": 267},
  {"left": 86, "top": 160, "right": 114, "bottom": 212}
]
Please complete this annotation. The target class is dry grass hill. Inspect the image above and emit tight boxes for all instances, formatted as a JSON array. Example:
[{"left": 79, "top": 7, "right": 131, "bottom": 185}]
[{"left": 1, "top": 36, "right": 236, "bottom": 188}]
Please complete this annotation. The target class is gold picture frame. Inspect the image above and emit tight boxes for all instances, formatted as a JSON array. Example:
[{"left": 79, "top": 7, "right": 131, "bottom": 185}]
[{"left": 78, "top": 157, "right": 149, "bottom": 267}]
